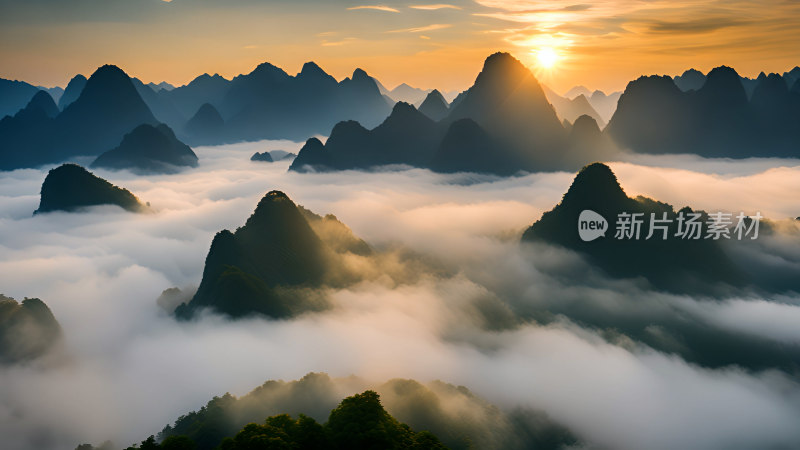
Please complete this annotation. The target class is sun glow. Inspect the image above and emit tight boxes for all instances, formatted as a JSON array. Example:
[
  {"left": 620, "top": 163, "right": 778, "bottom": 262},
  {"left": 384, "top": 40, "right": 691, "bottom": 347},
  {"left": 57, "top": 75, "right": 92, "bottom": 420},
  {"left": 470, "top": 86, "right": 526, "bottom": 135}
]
[{"left": 536, "top": 47, "right": 558, "bottom": 69}]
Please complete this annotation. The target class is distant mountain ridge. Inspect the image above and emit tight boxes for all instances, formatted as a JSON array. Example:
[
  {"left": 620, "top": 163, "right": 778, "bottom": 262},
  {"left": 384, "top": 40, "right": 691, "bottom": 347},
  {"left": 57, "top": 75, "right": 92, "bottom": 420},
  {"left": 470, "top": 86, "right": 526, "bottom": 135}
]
[
  {"left": 608, "top": 65, "right": 800, "bottom": 157},
  {"left": 543, "top": 86, "right": 605, "bottom": 127},
  {"left": 291, "top": 52, "right": 613, "bottom": 175},
  {"left": 0, "top": 64, "right": 158, "bottom": 170}
]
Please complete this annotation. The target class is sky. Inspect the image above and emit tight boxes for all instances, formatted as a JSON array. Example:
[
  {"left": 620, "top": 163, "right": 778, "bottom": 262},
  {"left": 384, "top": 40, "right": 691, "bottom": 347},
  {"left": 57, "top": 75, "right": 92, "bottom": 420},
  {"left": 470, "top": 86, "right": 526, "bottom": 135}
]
[{"left": 1, "top": 0, "right": 800, "bottom": 103}]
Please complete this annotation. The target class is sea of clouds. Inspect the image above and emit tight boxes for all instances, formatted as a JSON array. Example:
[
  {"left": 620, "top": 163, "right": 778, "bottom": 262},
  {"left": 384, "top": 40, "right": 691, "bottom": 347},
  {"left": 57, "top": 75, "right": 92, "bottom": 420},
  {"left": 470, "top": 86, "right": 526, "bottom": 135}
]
[{"left": 0, "top": 141, "right": 799, "bottom": 450}]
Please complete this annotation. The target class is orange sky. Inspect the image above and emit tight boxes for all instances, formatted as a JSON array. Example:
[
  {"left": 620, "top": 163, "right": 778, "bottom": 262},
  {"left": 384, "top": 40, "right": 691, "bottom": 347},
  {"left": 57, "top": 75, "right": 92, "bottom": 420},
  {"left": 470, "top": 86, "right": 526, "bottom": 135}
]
[{"left": 1, "top": 0, "right": 799, "bottom": 94}]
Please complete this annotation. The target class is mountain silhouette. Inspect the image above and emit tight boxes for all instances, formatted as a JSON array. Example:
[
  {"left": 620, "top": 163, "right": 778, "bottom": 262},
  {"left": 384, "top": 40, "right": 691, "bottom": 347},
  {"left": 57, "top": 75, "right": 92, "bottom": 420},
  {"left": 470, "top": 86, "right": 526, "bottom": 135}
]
[
  {"left": 446, "top": 52, "right": 568, "bottom": 170},
  {"left": 23, "top": 90, "right": 59, "bottom": 118},
  {"left": 387, "top": 82, "right": 431, "bottom": 104},
  {"left": 543, "top": 86, "right": 605, "bottom": 128},
  {"left": 175, "top": 191, "right": 332, "bottom": 319},
  {"left": 564, "top": 85, "right": 592, "bottom": 99},
  {"left": 35, "top": 163, "right": 145, "bottom": 214},
  {"left": 131, "top": 77, "right": 186, "bottom": 130},
  {"left": 673, "top": 68, "right": 706, "bottom": 92},
  {"left": 290, "top": 102, "right": 442, "bottom": 172},
  {"left": 0, "top": 294, "right": 62, "bottom": 364},
  {"left": 250, "top": 151, "right": 273, "bottom": 162},
  {"left": 751, "top": 73, "right": 798, "bottom": 153},
  {"left": 418, "top": 89, "right": 449, "bottom": 121},
  {"left": 0, "top": 78, "right": 42, "bottom": 118},
  {"left": 607, "top": 65, "right": 799, "bottom": 158},
  {"left": 8, "top": 90, "right": 60, "bottom": 125},
  {"left": 606, "top": 75, "right": 689, "bottom": 154},
  {"left": 58, "top": 74, "right": 87, "bottom": 109},
  {"left": 56, "top": 65, "right": 158, "bottom": 155},
  {"left": 207, "top": 62, "right": 392, "bottom": 143},
  {"left": 566, "top": 115, "right": 616, "bottom": 165},
  {"left": 175, "top": 190, "right": 376, "bottom": 319},
  {"left": 162, "top": 73, "right": 230, "bottom": 120},
  {"left": 183, "top": 102, "right": 225, "bottom": 144},
  {"left": 290, "top": 137, "right": 330, "bottom": 172},
  {"left": 429, "top": 118, "right": 507, "bottom": 174},
  {"left": 91, "top": 123, "right": 198, "bottom": 173},
  {"left": 291, "top": 53, "right": 610, "bottom": 175},
  {"left": 0, "top": 65, "right": 158, "bottom": 170},
  {"left": 0, "top": 91, "right": 59, "bottom": 169},
  {"left": 522, "top": 162, "right": 742, "bottom": 291},
  {"left": 147, "top": 81, "right": 175, "bottom": 92},
  {"left": 337, "top": 68, "right": 394, "bottom": 126},
  {"left": 297, "top": 61, "right": 339, "bottom": 87},
  {"left": 588, "top": 90, "right": 621, "bottom": 123}
]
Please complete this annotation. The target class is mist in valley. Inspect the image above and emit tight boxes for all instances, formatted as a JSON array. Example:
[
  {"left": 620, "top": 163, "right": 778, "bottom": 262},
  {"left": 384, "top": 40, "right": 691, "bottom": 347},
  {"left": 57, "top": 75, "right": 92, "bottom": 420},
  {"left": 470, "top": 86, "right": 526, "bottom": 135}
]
[{"left": 0, "top": 141, "right": 799, "bottom": 449}]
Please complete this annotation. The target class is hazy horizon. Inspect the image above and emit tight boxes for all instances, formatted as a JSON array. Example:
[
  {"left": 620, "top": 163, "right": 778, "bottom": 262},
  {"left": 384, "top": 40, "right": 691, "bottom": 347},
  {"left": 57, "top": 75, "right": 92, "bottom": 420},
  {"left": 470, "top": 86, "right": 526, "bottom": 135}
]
[{"left": 2, "top": 0, "right": 800, "bottom": 93}]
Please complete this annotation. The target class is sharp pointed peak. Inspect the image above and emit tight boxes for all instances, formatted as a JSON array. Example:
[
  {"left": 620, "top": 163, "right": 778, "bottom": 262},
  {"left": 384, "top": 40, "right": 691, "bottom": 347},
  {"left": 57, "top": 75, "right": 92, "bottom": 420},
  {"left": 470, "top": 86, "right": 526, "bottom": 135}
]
[
  {"left": 352, "top": 68, "right": 370, "bottom": 80},
  {"left": 561, "top": 162, "right": 628, "bottom": 206},
  {"left": 300, "top": 61, "right": 329, "bottom": 75}
]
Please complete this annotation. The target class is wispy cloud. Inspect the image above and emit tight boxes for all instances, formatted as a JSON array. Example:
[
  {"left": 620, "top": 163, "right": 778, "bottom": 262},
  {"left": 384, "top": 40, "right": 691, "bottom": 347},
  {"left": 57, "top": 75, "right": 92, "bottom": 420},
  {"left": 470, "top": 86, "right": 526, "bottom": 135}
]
[
  {"left": 389, "top": 23, "right": 453, "bottom": 33},
  {"left": 242, "top": 44, "right": 258, "bottom": 49},
  {"left": 645, "top": 17, "right": 754, "bottom": 35},
  {"left": 347, "top": 5, "right": 401, "bottom": 13},
  {"left": 409, "top": 4, "right": 462, "bottom": 10},
  {"left": 321, "top": 38, "right": 357, "bottom": 47}
]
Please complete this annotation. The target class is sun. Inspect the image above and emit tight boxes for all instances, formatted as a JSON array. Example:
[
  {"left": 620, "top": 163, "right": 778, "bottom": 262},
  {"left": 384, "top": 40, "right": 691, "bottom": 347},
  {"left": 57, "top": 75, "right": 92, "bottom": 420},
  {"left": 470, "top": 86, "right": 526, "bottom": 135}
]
[{"left": 536, "top": 47, "right": 559, "bottom": 69}]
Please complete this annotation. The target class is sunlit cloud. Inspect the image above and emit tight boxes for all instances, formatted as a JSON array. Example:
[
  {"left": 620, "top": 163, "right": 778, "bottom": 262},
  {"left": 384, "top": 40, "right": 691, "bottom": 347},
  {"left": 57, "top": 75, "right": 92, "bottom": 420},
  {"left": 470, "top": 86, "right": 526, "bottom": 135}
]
[
  {"left": 388, "top": 23, "right": 453, "bottom": 33},
  {"left": 409, "top": 4, "right": 462, "bottom": 10},
  {"left": 347, "top": 5, "right": 401, "bottom": 13},
  {"left": 321, "top": 38, "right": 357, "bottom": 47}
]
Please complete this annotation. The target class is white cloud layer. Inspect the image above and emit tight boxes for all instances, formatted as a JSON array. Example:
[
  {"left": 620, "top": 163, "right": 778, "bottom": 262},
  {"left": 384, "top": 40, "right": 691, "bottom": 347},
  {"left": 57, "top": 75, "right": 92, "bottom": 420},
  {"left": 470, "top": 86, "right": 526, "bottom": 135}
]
[{"left": 0, "top": 141, "right": 799, "bottom": 450}]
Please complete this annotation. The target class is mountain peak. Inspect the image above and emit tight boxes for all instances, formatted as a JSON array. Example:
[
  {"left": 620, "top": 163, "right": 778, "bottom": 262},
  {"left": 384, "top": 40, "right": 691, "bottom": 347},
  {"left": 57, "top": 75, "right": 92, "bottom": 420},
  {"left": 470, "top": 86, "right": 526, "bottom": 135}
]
[
  {"left": 86, "top": 65, "right": 131, "bottom": 89},
  {"left": 242, "top": 190, "right": 301, "bottom": 231},
  {"left": 91, "top": 123, "right": 198, "bottom": 173},
  {"left": 474, "top": 53, "right": 530, "bottom": 85},
  {"left": 76, "top": 64, "right": 143, "bottom": 105},
  {"left": 289, "top": 137, "right": 328, "bottom": 173},
  {"left": 35, "top": 163, "right": 144, "bottom": 214},
  {"left": 58, "top": 74, "right": 87, "bottom": 109},
  {"left": 300, "top": 61, "right": 325, "bottom": 75},
  {"left": 250, "top": 62, "right": 290, "bottom": 81},
  {"left": 571, "top": 114, "right": 601, "bottom": 136},
  {"left": 698, "top": 65, "right": 747, "bottom": 105},
  {"left": 425, "top": 89, "right": 446, "bottom": 103},
  {"left": 418, "top": 89, "right": 449, "bottom": 121},
  {"left": 561, "top": 162, "right": 628, "bottom": 208},
  {"left": 196, "top": 102, "right": 222, "bottom": 118},
  {"left": 390, "top": 101, "right": 417, "bottom": 116},
  {"left": 352, "top": 68, "right": 370, "bottom": 82},
  {"left": 703, "top": 66, "right": 743, "bottom": 89},
  {"left": 24, "top": 90, "right": 59, "bottom": 117},
  {"left": 482, "top": 52, "right": 518, "bottom": 70}
]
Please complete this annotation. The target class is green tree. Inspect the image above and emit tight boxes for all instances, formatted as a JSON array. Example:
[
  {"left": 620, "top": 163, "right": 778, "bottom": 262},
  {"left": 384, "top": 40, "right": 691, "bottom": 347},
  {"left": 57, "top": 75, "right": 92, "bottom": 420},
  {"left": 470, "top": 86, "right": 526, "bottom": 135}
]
[
  {"left": 325, "top": 390, "right": 413, "bottom": 450},
  {"left": 161, "top": 435, "right": 196, "bottom": 450}
]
